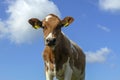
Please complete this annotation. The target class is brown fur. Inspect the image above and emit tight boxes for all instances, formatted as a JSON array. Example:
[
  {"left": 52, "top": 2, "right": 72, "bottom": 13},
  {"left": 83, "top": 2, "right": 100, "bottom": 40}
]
[{"left": 28, "top": 14, "right": 85, "bottom": 80}]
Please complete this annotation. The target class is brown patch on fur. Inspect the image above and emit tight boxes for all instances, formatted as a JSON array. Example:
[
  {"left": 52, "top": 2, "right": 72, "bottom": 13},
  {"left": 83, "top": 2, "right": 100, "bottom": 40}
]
[{"left": 28, "top": 14, "right": 85, "bottom": 80}]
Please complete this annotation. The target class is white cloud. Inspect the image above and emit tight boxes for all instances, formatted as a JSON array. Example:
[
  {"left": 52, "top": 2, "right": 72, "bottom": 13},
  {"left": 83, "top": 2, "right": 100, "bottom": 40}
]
[
  {"left": 86, "top": 47, "right": 111, "bottom": 63},
  {"left": 0, "top": 0, "right": 60, "bottom": 44},
  {"left": 97, "top": 24, "right": 111, "bottom": 32},
  {"left": 99, "top": 0, "right": 120, "bottom": 12}
]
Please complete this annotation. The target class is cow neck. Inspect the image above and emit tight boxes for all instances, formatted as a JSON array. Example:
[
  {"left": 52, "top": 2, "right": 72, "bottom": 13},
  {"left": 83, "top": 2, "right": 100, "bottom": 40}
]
[{"left": 53, "top": 32, "right": 71, "bottom": 71}]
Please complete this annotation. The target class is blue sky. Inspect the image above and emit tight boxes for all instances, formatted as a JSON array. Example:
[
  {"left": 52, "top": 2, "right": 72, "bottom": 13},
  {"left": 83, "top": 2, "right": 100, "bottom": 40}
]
[{"left": 0, "top": 0, "right": 120, "bottom": 80}]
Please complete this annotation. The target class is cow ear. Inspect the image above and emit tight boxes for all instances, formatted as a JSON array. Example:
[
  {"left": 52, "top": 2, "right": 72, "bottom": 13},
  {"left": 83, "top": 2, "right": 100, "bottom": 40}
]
[
  {"left": 61, "top": 17, "right": 74, "bottom": 27},
  {"left": 28, "top": 18, "right": 42, "bottom": 29}
]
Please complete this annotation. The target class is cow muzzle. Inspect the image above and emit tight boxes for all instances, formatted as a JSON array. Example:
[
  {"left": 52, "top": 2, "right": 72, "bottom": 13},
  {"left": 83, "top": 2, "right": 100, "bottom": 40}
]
[{"left": 45, "top": 38, "right": 56, "bottom": 46}]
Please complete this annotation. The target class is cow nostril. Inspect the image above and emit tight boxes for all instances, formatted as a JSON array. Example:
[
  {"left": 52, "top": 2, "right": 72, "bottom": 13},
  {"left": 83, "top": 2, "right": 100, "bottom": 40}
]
[
  {"left": 46, "top": 39, "right": 49, "bottom": 43},
  {"left": 52, "top": 38, "right": 56, "bottom": 43}
]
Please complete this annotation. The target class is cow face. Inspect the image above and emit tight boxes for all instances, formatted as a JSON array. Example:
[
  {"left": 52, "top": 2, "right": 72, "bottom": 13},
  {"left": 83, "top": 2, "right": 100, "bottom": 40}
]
[{"left": 28, "top": 14, "right": 74, "bottom": 47}]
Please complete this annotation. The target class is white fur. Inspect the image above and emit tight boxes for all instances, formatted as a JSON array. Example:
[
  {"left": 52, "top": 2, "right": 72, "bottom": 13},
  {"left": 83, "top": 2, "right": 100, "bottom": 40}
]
[
  {"left": 64, "top": 57, "right": 73, "bottom": 80},
  {"left": 45, "top": 57, "right": 73, "bottom": 80},
  {"left": 46, "top": 71, "right": 53, "bottom": 80},
  {"left": 45, "top": 15, "right": 52, "bottom": 21},
  {"left": 45, "top": 61, "right": 55, "bottom": 80},
  {"left": 46, "top": 32, "right": 53, "bottom": 40}
]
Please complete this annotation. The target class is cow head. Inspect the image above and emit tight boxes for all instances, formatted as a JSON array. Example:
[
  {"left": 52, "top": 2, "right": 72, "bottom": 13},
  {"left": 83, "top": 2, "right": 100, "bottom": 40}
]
[{"left": 28, "top": 14, "right": 74, "bottom": 47}]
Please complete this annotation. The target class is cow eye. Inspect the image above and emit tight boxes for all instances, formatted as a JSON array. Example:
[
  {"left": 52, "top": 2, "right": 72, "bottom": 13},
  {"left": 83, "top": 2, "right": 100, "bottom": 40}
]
[{"left": 43, "top": 26, "right": 47, "bottom": 30}]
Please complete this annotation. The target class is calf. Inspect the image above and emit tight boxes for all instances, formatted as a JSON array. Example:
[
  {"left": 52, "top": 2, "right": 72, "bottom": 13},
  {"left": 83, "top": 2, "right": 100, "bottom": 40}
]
[{"left": 28, "top": 14, "right": 85, "bottom": 80}]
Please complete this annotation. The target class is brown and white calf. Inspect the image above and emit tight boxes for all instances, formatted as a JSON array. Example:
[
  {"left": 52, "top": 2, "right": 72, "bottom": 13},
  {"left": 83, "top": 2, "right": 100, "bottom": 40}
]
[{"left": 28, "top": 14, "right": 85, "bottom": 80}]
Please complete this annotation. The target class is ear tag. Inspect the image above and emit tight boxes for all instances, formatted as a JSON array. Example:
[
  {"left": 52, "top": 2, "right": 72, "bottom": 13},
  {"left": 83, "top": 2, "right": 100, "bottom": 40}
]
[
  {"left": 64, "top": 22, "right": 69, "bottom": 27},
  {"left": 34, "top": 24, "right": 40, "bottom": 29},
  {"left": 34, "top": 25, "right": 40, "bottom": 29}
]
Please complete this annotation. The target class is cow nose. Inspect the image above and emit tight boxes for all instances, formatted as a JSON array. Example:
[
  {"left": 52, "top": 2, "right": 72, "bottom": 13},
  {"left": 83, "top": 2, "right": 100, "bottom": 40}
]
[{"left": 46, "top": 38, "right": 56, "bottom": 46}]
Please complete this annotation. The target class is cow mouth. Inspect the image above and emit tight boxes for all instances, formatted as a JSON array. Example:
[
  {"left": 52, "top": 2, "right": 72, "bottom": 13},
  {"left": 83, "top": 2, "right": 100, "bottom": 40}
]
[{"left": 47, "top": 42, "right": 56, "bottom": 47}]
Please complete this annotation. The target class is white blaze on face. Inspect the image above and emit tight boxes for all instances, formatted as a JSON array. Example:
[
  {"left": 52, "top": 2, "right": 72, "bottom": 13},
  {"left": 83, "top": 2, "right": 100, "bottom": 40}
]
[
  {"left": 45, "top": 32, "right": 53, "bottom": 45},
  {"left": 46, "top": 32, "right": 53, "bottom": 40},
  {"left": 45, "top": 15, "right": 52, "bottom": 22}
]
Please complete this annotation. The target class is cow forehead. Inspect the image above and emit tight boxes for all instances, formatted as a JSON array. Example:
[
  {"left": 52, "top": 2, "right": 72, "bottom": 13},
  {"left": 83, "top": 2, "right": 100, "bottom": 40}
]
[
  {"left": 45, "top": 15, "right": 52, "bottom": 22},
  {"left": 44, "top": 14, "right": 60, "bottom": 22},
  {"left": 43, "top": 14, "right": 61, "bottom": 30}
]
